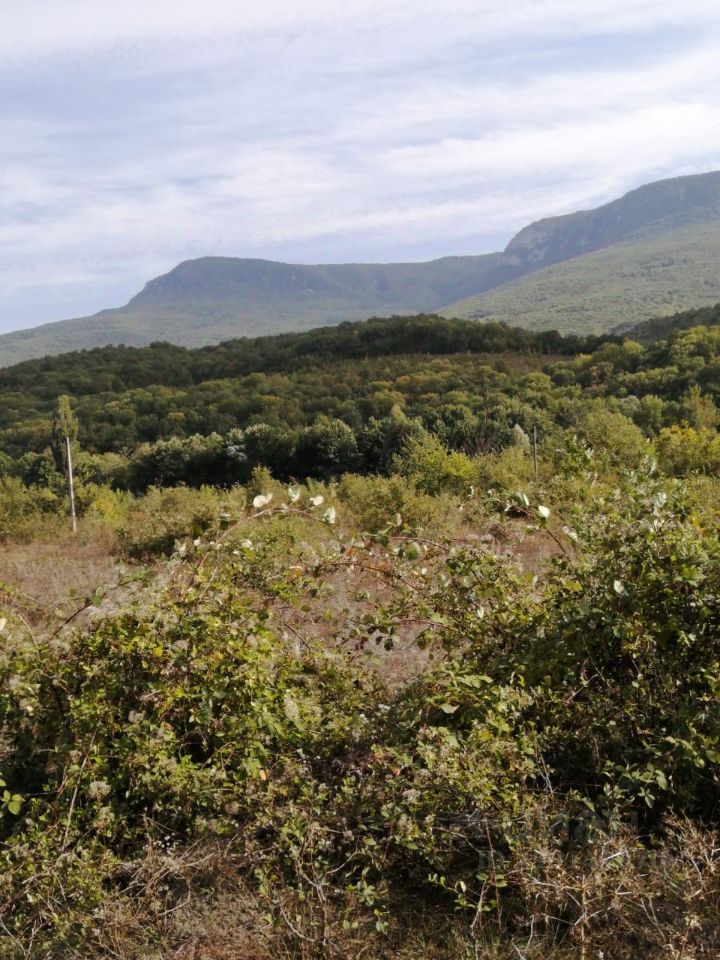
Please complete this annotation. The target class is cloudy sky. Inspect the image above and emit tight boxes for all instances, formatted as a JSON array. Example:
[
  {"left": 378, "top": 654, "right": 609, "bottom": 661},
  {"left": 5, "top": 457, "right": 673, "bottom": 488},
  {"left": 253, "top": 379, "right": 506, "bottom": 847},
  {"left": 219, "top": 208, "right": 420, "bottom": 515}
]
[{"left": 3, "top": 0, "right": 720, "bottom": 333}]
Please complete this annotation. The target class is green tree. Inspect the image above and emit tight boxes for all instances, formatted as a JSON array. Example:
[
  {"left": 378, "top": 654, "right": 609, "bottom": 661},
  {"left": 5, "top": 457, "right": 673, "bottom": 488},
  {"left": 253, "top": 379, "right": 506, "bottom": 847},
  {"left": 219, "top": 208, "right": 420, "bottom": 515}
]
[
  {"left": 680, "top": 385, "right": 719, "bottom": 430},
  {"left": 50, "top": 394, "right": 79, "bottom": 474},
  {"left": 294, "top": 418, "right": 359, "bottom": 479}
]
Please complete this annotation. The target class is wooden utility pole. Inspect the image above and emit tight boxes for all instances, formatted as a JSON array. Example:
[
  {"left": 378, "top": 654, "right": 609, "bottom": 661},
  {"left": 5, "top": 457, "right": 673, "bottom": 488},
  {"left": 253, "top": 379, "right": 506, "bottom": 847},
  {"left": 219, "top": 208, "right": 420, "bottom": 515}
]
[
  {"left": 533, "top": 426, "right": 539, "bottom": 482},
  {"left": 65, "top": 435, "right": 77, "bottom": 535}
]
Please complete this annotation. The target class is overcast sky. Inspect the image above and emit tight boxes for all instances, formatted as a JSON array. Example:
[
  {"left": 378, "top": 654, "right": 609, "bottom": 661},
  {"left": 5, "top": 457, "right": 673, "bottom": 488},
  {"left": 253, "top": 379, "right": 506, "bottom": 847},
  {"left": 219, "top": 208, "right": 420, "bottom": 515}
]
[{"left": 2, "top": 0, "right": 720, "bottom": 333}]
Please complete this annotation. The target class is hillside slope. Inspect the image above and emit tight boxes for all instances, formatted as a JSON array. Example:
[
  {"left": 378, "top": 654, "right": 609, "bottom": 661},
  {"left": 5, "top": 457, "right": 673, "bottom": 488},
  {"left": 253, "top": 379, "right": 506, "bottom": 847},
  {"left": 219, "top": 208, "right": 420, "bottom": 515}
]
[
  {"left": 0, "top": 253, "right": 517, "bottom": 367},
  {"left": 443, "top": 221, "right": 720, "bottom": 335},
  {"left": 621, "top": 300, "right": 720, "bottom": 343},
  {"left": 504, "top": 167, "right": 720, "bottom": 265},
  {"left": 3, "top": 169, "right": 720, "bottom": 365}
]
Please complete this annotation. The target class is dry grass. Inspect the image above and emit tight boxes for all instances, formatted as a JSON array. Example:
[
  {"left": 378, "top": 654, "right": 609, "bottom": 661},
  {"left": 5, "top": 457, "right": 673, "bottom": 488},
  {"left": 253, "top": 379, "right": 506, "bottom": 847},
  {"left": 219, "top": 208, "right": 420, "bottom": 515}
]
[
  {"left": 83, "top": 856, "right": 275, "bottom": 960},
  {"left": 44, "top": 816, "right": 720, "bottom": 960},
  {"left": 0, "top": 522, "right": 124, "bottom": 633},
  {"left": 3, "top": 509, "right": 718, "bottom": 960}
]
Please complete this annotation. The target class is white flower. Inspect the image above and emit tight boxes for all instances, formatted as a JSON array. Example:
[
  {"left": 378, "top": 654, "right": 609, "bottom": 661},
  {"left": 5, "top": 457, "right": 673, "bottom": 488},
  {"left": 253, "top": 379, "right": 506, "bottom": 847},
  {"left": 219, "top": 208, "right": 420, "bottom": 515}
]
[
  {"left": 87, "top": 780, "right": 111, "bottom": 801},
  {"left": 239, "top": 538, "right": 253, "bottom": 549},
  {"left": 613, "top": 579, "right": 625, "bottom": 595},
  {"left": 0, "top": 618, "right": 6, "bottom": 634},
  {"left": 253, "top": 493, "right": 273, "bottom": 509},
  {"left": 309, "top": 495, "right": 324, "bottom": 507},
  {"left": 287, "top": 485, "right": 301, "bottom": 502},
  {"left": 538, "top": 505, "right": 550, "bottom": 519},
  {"left": 323, "top": 506, "right": 336, "bottom": 524}
]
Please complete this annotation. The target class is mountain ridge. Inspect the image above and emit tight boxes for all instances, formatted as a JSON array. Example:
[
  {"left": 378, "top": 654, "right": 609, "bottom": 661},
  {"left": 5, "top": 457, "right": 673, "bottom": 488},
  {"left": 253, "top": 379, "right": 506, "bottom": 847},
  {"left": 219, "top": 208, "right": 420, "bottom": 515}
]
[
  {"left": 3, "top": 169, "right": 720, "bottom": 366},
  {"left": 444, "top": 221, "right": 720, "bottom": 335},
  {"left": 505, "top": 169, "right": 720, "bottom": 264}
]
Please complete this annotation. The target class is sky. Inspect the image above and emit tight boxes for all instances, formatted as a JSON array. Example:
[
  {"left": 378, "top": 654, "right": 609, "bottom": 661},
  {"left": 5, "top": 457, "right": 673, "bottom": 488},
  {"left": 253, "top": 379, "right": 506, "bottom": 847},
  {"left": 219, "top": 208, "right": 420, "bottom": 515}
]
[{"left": 2, "top": 0, "right": 720, "bottom": 333}]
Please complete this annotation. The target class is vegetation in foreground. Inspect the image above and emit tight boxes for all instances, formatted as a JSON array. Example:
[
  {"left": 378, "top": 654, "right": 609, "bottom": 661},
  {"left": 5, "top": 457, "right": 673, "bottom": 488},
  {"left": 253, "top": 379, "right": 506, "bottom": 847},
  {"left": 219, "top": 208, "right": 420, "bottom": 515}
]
[{"left": 3, "top": 313, "right": 720, "bottom": 957}]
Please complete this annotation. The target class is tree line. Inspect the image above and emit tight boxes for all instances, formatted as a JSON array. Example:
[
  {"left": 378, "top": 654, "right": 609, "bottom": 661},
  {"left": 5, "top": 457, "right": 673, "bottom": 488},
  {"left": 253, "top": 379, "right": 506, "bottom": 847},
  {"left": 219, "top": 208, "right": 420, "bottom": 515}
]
[{"left": 3, "top": 313, "right": 720, "bottom": 489}]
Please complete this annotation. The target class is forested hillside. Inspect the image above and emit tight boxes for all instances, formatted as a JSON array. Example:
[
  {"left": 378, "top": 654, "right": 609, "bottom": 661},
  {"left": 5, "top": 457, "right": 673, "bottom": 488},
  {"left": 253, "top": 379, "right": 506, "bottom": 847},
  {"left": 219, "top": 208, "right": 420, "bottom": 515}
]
[
  {"left": 623, "top": 299, "right": 720, "bottom": 342},
  {"left": 0, "top": 315, "right": 604, "bottom": 402},
  {"left": 0, "top": 316, "right": 611, "bottom": 465},
  {"left": 1, "top": 311, "right": 720, "bottom": 489},
  {"left": 443, "top": 221, "right": 720, "bottom": 333}
]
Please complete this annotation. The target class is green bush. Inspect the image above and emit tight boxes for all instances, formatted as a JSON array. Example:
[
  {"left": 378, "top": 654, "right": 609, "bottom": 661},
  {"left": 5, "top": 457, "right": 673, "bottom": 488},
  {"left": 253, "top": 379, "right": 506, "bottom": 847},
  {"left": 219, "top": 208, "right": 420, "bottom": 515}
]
[
  {"left": 394, "top": 433, "right": 476, "bottom": 495},
  {"left": 3, "top": 469, "right": 720, "bottom": 956},
  {"left": 473, "top": 444, "right": 535, "bottom": 493},
  {"left": 655, "top": 424, "right": 720, "bottom": 476},
  {"left": 573, "top": 406, "right": 648, "bottom": 469},
  {"left": 337, "top": 473, "right": 455, "bottom": 533},
  {"left": 0, "top": 476, "right": 62, "bottom": 541},
  {"left": 115, "top": 485, "right": 231, "bottom": 558}
]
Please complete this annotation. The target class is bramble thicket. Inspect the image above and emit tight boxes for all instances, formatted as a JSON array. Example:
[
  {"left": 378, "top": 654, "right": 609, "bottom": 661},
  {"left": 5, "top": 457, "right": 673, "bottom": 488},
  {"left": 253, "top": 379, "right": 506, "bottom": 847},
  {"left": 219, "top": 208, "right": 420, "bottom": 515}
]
[{"left": 3, "top": 311, "right": 720, "bottom": 958}]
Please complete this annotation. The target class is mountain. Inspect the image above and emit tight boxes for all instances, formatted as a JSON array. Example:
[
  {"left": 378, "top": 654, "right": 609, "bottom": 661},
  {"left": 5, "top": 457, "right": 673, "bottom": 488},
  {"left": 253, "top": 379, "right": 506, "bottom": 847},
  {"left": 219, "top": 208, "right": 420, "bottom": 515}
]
[
  {"left": 503, "top": 168, "right": 720, "bottom": 265},
  {"left": 3, "top": 169, "right": 720, "bottom": 366},
  {"left": 443, "top": 221, "right": 720, "bottom": 335},
  {"left": 0, "top": 254, "right": 519, "bottom": 367},
  {"left": 442, "top": 170, "right": 720, "bottom": 332}
]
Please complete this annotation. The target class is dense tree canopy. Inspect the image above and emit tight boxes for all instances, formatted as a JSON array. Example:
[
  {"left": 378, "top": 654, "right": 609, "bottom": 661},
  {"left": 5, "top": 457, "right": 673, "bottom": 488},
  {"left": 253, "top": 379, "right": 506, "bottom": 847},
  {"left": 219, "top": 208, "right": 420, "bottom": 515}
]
[{"left": 2, "top": 311, "right": 720, "bottom": 491}]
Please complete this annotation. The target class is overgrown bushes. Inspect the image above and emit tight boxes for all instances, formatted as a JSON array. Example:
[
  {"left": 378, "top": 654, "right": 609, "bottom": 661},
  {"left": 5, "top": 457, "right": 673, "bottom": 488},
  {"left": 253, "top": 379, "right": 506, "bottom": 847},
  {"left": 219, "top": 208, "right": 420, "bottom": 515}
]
[
  {"left": 3, "top": 470, "right": 720, "bottom": 957},
  {"left": 0, "top": 476, "right": 62, "bottom": 541}
]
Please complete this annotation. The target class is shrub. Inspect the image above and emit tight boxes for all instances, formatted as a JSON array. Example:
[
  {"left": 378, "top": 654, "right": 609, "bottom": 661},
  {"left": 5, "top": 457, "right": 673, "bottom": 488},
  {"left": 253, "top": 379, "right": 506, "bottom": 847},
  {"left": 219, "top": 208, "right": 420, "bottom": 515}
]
[
  {"left": 115, "top": 485, "right": 226, "bottom": 558},
  {"left": 0, "top": 477, "right": 62, "bottom": 541},
  {"left": 294, "top": 418, "right": 359, "bottom": 479},
  {"left": 3, "top": 469, "right": 720, "bottom": 957},
  {"left": 394, "top": 433, "right": 476, "bottom": 495},
  {"left": 574, "top": 407, "right": 648, "bottom": 468},
  {"left": 86, "top": 486, "right": 135, "bottom": 529},
  {"left": 337, "top": 473, "right": 454, "bottom": 534},
  {"left": 655, "top": 424, "right": 720, "bottom": 476},
  {"left": 474, "top": 444, "right": 535, "bottom": 493}
]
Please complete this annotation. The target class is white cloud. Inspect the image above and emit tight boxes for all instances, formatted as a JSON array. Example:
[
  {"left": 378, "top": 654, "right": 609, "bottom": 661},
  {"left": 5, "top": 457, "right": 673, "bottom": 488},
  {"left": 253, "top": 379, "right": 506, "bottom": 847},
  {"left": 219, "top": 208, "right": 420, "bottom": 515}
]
[
  {"left": 3, "top": 0, "right": 720, "bottom": 62},
  {"left": 2, "top": 1, "right": 720, "bottom": 330},
  {"left": 384, "top": 105, "right": 720, "bottom": 180}
]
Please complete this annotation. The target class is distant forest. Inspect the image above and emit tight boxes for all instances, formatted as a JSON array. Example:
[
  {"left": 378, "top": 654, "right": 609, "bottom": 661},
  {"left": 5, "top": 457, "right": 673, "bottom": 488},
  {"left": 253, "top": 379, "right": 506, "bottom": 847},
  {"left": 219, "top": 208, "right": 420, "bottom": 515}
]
[{"left": 2, "top": 309, "right": 720, "bottom": 490}]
